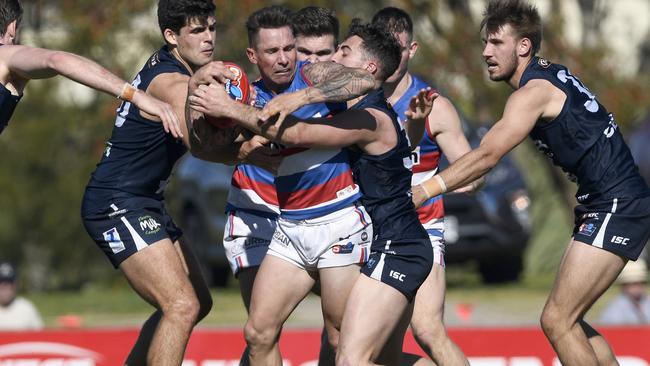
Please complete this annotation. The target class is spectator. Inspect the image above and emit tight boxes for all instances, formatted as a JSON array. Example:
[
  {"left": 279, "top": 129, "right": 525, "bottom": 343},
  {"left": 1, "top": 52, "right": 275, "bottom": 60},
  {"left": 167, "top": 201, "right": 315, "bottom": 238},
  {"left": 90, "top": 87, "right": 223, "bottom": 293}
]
[
  {"left": 599, "top": 260, "right": 650, "bottom": 325},
  {"left": 0, "top": 261, "right": 43, "bottom": 330}
]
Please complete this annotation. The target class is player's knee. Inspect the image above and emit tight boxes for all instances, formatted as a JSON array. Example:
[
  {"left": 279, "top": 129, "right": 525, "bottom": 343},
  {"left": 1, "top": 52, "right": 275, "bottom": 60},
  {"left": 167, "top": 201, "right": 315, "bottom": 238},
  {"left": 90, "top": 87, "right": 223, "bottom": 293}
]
[
  {"left": 411, "top": 317, "right": 446, "bottom": 346},
  {"left": 335, "top": 351, "right": 360, "bottom": 366},
  {"left": 540, "top": 306, "right": 567, "bottom": 339},
  {"left": 244, "top": 319, "right": 278, "bottom": 350},
  {"left": 163, "top": 296, "right": 201, "bottom": 326}
]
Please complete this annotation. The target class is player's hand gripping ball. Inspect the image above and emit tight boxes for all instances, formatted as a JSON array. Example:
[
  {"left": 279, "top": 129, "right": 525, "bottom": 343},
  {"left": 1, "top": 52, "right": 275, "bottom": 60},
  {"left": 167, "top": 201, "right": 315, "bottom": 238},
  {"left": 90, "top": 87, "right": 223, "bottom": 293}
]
[{"left": 206, "top": 62, "right": 251, "bottom": 128}]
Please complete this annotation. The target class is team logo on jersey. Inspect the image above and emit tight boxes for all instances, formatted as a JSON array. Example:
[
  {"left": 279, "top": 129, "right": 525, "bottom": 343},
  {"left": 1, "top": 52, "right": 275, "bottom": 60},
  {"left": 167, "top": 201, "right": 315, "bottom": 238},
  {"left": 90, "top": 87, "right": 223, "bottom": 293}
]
[
  {"left": 538, "top": 58, "right": 551, "bottom": 68},
  {"left": 332, "top": 242, "right": 354, "bottom": 254},
  {"left": 138, "top": 215, "right": 161, "bottom": 235},
  {"left": 578, "top": 223, "right": 596, "bottom": 237},
  {"left": 361, "top": 231, "right": 369, "bottom": 241}
]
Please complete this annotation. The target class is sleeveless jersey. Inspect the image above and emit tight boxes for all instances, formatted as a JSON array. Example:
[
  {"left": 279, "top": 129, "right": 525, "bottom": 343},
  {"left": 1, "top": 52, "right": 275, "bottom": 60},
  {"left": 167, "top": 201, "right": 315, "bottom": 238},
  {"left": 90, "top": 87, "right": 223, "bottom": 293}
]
[
  {"left": 521, "top": 57, "right": 650, "bottom": 203},
  {"left": 0, "top": 44, "right": 22, "bottom": 134},
  {"left": 390, "top": 75, "right": 444, "bottom": 226},
  {"left": 228, "top": 61, "right": 354, "bottom": 220},
  {"left": 83, "top": 46, "right": 188, "bottom": 208},
  {"left": 348, "top": 89, "right": 428, "bottom": 244},
  {"left": 0, "top": 82, "right": 20, "bottom": 134}
]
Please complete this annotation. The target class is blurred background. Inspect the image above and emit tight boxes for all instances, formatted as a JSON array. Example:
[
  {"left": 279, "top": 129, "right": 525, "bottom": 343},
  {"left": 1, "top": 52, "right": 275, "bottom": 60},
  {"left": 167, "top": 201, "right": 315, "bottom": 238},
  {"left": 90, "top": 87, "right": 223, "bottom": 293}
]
[{"left": 0, "top": 0, "right": 649, "bottom": 329}]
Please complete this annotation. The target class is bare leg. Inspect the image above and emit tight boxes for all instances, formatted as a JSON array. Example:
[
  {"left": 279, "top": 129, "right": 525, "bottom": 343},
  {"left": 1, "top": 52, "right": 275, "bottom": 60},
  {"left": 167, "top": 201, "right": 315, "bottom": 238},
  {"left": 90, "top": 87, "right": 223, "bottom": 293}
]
[
  {"left": 244, "top": 255, "right": 316, "bottom": 366},
  {"left": 237, "top": 266, "right": 260, "bottom": 366},
  {"left": 120, "top": 239, "right": 205, "bottom": 366},
  {"left": 336, "top": 275, "right": 409, "bottom": 366},
  {"left": 410, "top": 264, "right": 468, "bottom": 366},
  {"left": 319, "top": 265, "right": 362, "bottom": 355},
  {"left": 125, "top": 239, "right": 212, "bottom": 366},
  {"left": 540, "top": 240, "right": 625, "bottom": 365}
]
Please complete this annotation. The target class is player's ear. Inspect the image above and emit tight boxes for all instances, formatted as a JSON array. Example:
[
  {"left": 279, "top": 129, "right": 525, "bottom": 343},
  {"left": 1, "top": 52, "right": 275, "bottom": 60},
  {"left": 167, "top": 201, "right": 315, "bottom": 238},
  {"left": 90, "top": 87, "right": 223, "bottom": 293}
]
[
  {"left": 163, "top": 28, "right": 178, "bottom": 47},
  {"left": 408, "top": 41, "right": 419, "bottom": 58},
  {"left": 246, "top": 47, "right": 258, "bottom": 65},
  {"left": 365, "top": 61, "right": 378, "bottom": 75},
  {"left": 518, "top": 37, "right": 532, "bottom": 57},
  {"left": 5, "top": 20, "right": 17, "bottom": 44}
]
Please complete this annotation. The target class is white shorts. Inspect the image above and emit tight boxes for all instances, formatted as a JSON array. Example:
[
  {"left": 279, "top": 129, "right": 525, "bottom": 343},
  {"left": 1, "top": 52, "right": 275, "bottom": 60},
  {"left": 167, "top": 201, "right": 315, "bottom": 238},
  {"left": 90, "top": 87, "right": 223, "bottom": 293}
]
[
  {"left": 268, "top": 205, "right": 372, "bottom": 270},
  {"left": 223, "top": 210, "right": 277, "bottom": 275},
  {"left": 423, "top": 218, "right": 445, "bottom": 267}
]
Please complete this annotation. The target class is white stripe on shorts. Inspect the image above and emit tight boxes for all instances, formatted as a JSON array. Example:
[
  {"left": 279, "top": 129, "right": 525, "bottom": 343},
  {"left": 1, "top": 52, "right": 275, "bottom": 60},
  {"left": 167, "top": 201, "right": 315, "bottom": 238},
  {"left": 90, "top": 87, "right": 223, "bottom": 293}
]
[
  {"left": 370, "top": 253, "right": 387, "bottom": 282},
  {"left": 592, "top": 198, "right": 618, "bottom": 248},
  {"left": 120, "top": 217, "right": 148, "bottom": 251}
]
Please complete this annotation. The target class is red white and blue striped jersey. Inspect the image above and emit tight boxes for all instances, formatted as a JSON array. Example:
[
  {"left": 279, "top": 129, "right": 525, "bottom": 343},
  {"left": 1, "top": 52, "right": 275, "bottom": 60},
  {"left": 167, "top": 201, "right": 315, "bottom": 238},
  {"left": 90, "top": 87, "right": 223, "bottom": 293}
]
[
  {"left": 390, "top": 75, "right": 444, "bottom": 226},
  {"left": 259, "top": 61, "right": 357, "bottom": 219},
  {"left": 226, "top": 61, "right": 354, "bottom": 219}
]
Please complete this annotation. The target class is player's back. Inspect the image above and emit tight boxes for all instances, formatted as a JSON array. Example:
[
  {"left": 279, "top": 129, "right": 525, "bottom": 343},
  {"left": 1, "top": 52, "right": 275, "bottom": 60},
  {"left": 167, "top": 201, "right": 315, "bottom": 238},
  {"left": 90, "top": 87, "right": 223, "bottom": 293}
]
[
  {"left": 521, "top": 57, "right": 650, "bottom": 203},
  {"left": 83, "top": 46, "right": 188, "bottom": 211},
  {"left": 348, "top": 89, "right": 428, "bottom": 243}
]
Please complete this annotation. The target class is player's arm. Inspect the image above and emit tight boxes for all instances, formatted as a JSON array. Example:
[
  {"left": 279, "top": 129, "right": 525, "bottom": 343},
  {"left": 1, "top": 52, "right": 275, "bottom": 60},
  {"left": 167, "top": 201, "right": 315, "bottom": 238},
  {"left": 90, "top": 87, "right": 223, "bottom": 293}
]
[
  {"left": 259, "top": 62, "right": 376, "bottom": 124},
  {"left": 424, "top": 96, "right": 484, "bottom": 193},
  {"left": 412, "top": 83, "right": 549, "bottom": 207},
  {"left": 188, "top": 83, "right": 380, "bottom": 149},
  {"left": 181, "top": 62, "right": 254, "bottom": 164},
  {"left": 403, "top": 88, "right": 437, "bottom": 150},
  {"left": 2, "top": 45, "right": 183, "bottom": 138}
]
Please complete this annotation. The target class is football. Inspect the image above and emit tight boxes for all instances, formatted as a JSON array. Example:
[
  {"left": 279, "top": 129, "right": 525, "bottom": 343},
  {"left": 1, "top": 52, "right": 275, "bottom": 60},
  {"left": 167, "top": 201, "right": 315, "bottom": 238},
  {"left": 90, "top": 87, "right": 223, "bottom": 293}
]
[{"left": 206, "top": 62, "right": 251, "bottom": 128}]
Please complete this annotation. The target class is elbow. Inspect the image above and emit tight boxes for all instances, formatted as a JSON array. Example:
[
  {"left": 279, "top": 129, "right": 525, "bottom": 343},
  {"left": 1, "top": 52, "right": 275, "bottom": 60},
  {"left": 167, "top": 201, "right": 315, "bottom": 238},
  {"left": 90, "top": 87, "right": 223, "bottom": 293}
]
[{"left": 46, "top": 51, "right": 68, "bottom": 72}]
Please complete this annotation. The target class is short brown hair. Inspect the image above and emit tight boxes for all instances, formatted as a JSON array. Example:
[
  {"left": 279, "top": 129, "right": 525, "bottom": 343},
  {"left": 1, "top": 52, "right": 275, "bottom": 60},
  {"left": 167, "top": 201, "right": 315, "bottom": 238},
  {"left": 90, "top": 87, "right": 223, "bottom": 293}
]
[{"left": 481, "top": 0, "right": 542, "bottom": 55}]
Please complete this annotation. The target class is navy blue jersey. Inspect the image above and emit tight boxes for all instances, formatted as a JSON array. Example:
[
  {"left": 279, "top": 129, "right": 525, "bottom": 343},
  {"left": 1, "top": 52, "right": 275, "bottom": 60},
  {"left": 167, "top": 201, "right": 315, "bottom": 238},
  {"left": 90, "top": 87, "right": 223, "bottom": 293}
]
[
  {"left": 348, "top": 89, "right": 428, "bottom": 244},
  {"left": 0, "top": 82, "right": 20, "bottom": 134},
  {"left": 521, "top": 57, "right": 650, "bottom": 203},
  {"left": 83, "top": 46, "right": 188, "bottom": 210}
]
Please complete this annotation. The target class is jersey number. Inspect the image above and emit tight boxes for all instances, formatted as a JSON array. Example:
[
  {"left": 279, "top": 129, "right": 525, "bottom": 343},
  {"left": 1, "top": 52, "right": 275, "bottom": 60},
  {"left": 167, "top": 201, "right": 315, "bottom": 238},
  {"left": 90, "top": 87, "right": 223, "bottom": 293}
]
[
  {"left": 556, "top": 69, "right": 599, "bottom": 113},
  {"left": 115, "top": 75, "right": 142, "bottom": 127}
]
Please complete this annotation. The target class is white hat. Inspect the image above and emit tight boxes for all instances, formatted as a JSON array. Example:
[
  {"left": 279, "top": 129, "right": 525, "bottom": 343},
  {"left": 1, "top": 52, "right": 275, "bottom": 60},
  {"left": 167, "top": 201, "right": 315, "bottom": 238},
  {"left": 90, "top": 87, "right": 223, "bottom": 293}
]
[{"left": 617, "top": 260, "right": 648, "bottom": 285}]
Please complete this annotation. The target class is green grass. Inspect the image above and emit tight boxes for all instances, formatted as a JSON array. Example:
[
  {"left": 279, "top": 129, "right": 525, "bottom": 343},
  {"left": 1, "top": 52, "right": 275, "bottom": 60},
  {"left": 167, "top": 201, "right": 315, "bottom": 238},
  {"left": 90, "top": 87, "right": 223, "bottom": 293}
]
[{"left": 26, "top": 264, "right": 625, "bottom": 329}]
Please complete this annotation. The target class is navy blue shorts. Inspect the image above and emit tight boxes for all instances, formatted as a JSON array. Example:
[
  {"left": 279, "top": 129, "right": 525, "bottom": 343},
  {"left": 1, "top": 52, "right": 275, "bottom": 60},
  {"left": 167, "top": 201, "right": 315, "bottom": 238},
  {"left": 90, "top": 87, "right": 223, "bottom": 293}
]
[
  {"left": 573, "top": 195, "right": 650, "bottom": 260},
  {"left": 361, "top": 237, "right": 433, "bottom": 301},
  {"left": 82, "top": 195, "right": 182, "bottom": 268}
]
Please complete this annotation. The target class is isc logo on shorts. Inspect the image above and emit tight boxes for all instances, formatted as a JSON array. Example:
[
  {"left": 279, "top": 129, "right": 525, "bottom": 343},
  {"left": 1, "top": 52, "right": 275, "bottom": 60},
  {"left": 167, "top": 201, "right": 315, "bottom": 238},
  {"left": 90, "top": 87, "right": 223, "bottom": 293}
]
[
  {"left": 611, "top": 236, "right": 630, "bottom": 245},
  {"left": 390, "top": 270, "right": 406, "bottom": 282}
]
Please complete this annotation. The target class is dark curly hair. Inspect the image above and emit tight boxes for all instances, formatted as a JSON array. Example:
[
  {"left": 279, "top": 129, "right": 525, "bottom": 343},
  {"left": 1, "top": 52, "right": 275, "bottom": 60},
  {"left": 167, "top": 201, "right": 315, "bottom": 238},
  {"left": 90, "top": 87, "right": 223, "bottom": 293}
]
[
  {"left": 371, "top": 7, "right": 413, "bottom": 42},
  {"left": 292, "top": 6, "right": 339, "bottom": 44},
  {"left": 245, "top": 5, "right": 292, "bottom": 46},
  {"left": 481, "top": 0, "right": 542, "bottom": 55},
  {"left": 157, "top": 0, "right": 216, "bottom": 36},
  {"left": 0, "top": 0, "right": 22, "bottom": 37},
  {"left": 346, "top": 18, "right": 400, "bottom": 82}
]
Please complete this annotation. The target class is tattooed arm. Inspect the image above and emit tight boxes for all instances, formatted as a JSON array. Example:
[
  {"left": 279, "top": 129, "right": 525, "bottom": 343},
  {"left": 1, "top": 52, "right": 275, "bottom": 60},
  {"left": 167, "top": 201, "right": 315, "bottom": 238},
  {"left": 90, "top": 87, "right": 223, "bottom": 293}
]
[{"left": 259, "top": 62, "right": 376, "bottom": 123}]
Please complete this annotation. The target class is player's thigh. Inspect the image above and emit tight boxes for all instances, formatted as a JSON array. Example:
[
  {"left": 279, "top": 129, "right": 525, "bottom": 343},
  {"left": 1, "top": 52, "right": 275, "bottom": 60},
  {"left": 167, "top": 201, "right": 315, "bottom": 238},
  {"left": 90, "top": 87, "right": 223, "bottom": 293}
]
[
  {"left": 248, "top": 255, "right": 316, "bottom": 329},
  {"left": 546, "top": 240, "right": 626, "bottom": 318},
  {"left": 173, "top": 238, "right": 211, "bottom": 306},
  {"left": 339, "top": 275, "right": 410, "bottom": 361},
  {"left": 411, "top": 263, "right": 446, "bottom": 328},
  {"left": 238, "top": 266, "right": 259, "bottom": 312},
  {"left": 319, "top": 264, "right": 362, "bottom": 331},
  {"left": 120, "top": 238, "right": 194, "bottom": 308}
]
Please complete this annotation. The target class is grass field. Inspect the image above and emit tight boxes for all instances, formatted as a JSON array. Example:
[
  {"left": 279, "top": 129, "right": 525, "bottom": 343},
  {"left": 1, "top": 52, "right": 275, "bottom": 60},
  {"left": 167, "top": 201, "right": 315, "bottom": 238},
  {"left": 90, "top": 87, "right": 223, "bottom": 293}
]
[{"left": 26, "top": 262, "right": 624, "bottom": 330}]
